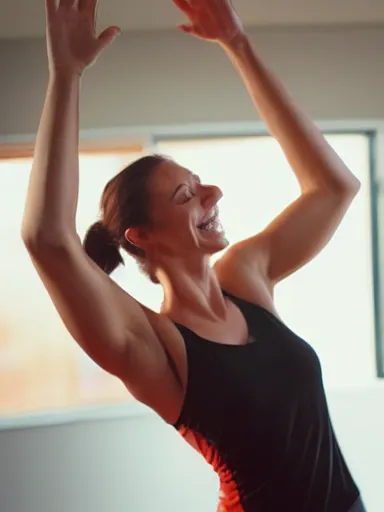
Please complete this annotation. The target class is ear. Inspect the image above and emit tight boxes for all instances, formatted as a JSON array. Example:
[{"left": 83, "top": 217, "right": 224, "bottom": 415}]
[{"left": 124, "top": 227, "right": 152, "bottom": 250}]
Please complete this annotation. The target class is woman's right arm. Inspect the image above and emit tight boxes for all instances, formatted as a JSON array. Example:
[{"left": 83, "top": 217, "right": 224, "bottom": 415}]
[{"left": 21, "top": 1, "right": 172, "bottom": 390}]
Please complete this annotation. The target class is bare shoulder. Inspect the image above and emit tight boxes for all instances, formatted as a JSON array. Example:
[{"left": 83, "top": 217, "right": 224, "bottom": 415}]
[{"left": 213, "top": 241, "right": 277, "bottom": 315}]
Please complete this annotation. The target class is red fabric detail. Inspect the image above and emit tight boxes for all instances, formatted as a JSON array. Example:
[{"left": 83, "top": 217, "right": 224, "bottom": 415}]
[{"left": 178, "top": 425, "right": 245, "bottom": 512}]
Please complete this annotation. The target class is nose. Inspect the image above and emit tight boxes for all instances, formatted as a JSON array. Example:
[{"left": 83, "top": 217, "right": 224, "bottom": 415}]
[{"left": 200, "top": 184, "right": 223, "bottom": 209}]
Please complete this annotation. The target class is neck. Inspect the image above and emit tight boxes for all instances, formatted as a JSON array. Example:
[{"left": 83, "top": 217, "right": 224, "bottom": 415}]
[{"left": 157, "top": 255, "right": 227, "bottom": 322}]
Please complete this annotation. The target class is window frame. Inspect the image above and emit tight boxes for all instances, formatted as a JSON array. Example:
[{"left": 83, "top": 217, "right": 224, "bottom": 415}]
[{"left": 370, "top": 130, "right": 384, "bottom": 378}]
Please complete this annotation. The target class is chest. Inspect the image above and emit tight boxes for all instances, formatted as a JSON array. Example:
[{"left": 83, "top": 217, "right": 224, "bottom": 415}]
[
  {"left": 181, "top": 306, "right": 323, "bottom": 427},
  {"left": 176, "top": 298, "right": 251, "bottom": 347},
  {"left": 205, "top": 303, "right": 251, "bottom": 346}
]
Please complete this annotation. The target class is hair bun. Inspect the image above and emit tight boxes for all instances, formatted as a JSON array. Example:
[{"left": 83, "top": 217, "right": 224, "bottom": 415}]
[
  {"left": 91, "top": 221, "right": 118, "bottom": 245},
  {"left": 83, "top": 221, "right": 124, "bottom": 275}
]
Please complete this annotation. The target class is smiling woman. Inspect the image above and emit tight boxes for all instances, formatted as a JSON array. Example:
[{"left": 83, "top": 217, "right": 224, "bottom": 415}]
[{"left": 16, "top": 0, "right": 370, "bottom": 510}]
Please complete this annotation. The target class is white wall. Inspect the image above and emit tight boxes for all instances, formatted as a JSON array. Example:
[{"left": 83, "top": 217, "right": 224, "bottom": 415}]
[
  {"left": 1, "top": 24, "right": 384, "bottom": 512},
  {"left": 0, "top": 387, "right": 383, "bottom": 512},
  {"left": 1, "top": 25, "right": 384, "bottom": 136}
]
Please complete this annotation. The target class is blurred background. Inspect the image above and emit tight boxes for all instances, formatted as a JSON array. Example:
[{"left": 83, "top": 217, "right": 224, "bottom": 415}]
[{"left": 0, "top": 1, "right": 383, "bottom": 511}]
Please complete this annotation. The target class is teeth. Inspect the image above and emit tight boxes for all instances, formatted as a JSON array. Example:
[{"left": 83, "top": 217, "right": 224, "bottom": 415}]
[
  {"left": 197, "top": 208, "right": 222, "bottom": 232},
  {"left": 199, "top": 216, "right": 222, "bottom": 232}
]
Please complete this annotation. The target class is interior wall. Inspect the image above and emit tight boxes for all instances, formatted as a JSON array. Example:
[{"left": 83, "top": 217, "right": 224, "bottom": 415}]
[
  {"left": 0, "top": 387, "right": 383, "bottom": 512},
  {"left": 1, "top": 23, "right": 384, "bottom": 512},
  {"left": 0, "top": 24, "right": 384, "bottom": 137}
]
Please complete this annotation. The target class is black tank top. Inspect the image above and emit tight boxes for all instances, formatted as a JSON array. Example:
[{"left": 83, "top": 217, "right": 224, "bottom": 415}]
[{"left": 172, "top": 289, "right": 360, "bottom": 512}]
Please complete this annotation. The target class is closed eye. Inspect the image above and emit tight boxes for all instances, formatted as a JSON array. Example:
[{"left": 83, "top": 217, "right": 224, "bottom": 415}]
[
  {"left": 171, "top": 172, "right": 200, "bottom": 203},
  {"left": 172, "top": 184, "right": 196, "bottom": 204},
  {"left": 181, "top": 187, "right": 196, "bottom": 203}
]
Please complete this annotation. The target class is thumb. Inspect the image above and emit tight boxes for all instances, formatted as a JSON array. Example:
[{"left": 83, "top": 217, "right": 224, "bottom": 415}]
[
  {"left": 177, "top": 24, "right": 204, "bottom": 38},
  {"left": 177, "top": 24, "right": 193, "bottom": 33},
  {"left": 97, "top": 26, "right": 121, "bottom": 50}
]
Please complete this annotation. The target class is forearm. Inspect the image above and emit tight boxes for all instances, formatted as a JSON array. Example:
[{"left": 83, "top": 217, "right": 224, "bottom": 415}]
[
  {"left": 222, "top": 36, "right": 360, "bottom": 193},
  {"left": 22, "top": 73, "right": 81, "bottom": 244}
]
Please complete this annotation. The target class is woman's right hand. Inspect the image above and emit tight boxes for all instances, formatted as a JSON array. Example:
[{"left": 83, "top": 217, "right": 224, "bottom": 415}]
[{"left": 45, "top": 0, "right": 120, "bottom": 77}]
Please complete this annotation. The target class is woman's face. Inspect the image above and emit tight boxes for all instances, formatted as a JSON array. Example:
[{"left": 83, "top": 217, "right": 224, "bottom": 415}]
[{"left": 130, "top": 158, "right": 229, "bottom": 262}]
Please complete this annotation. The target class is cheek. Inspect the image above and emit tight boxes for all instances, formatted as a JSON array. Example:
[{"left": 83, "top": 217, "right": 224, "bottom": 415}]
[
  {"left": 153, "top": 208, "right": 196, "bottom": 246},
  {"left": 157, "top": 204, "right": 193, "bottom": 228}
]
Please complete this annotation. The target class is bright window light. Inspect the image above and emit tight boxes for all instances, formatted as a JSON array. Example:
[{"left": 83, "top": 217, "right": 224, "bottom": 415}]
[
  {"left": 0, "top": 133, "right": 376, "bottom": 421},
  {"left": 0, "top": 151, "right": 153, "bottom": 418}
]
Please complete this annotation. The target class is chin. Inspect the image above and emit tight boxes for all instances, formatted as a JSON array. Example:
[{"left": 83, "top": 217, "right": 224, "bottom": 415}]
[{"left": 202, "top": 231, "right": 229, "bottom": 255}]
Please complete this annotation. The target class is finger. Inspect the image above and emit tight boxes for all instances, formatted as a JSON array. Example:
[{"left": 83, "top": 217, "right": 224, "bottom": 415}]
[
  {"left": 59, "top": 0, "right": 76, "bottom": 8},
  {"left": 177, "top": 24, "right": 204, "bottom": 38},
  {"left": 177, "top": 24, "right": 193, "bottom": 33},
  {"left": 172, "top": 0, "right": 193, "bottom": 15},
  {"left": 45, "top": 0, "right": 57, "bottom": 19},
  {"left": 78, "top": 0, "right": 98, "bottom": 31},
  {"left": 78, "top": 0, "right": 96, "bottom": 13},
  {"left": 97, "top": 26, "right": 121, "bottom": 51}
]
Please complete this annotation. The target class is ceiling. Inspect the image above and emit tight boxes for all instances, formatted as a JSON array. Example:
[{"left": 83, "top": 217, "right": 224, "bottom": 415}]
[{"left": 1, "top": 0, "right": 384, "bottom": 40}]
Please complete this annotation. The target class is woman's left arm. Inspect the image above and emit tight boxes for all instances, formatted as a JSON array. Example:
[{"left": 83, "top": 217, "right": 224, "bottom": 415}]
[
  {"left": 173, "top": 0, "right": 361, "bottom": 285},
  {"left": 222, "top": 34, "right": 360, "bottom": 284}
]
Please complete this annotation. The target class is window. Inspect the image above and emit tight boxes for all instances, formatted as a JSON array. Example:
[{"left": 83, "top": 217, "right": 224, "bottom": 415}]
[
  {"left": 156, "top": 133, "right": 376, "bottom": 388},
  {"left": 0, "top": 131, "right": 378, "bottom": 425},
  {"left": 0, "top": 148, "right": 162, "bottom": 420}
]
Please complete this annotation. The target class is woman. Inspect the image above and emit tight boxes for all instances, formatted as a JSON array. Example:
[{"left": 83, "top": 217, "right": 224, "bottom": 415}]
[{"left": 22, "top": 0, "right": 365, "bottom": 510}]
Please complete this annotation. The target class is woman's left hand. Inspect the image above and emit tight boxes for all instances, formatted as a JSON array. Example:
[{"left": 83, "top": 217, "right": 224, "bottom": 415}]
[{"left": 172, "top": 0, "right": 245, "bottom": 46}]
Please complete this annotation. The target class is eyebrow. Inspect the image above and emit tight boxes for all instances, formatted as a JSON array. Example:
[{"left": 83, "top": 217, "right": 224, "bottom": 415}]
[{"left": 170, "top": 172, "right": 200, "bottom": 200}]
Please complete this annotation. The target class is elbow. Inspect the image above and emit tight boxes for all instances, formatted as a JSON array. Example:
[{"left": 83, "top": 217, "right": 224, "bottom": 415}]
[
  {"left": 334, "top": 164, "right": 362, "bottom": 197},
  {"left": 343, "top": 173, "right": 361, "bottom": 196},
  {"left": 338, "top": 177, "right": 361, "bottom": 201},
  {"left": 315, "top": 174, "right": 361, "bottom": 200},
  {"left": 21, "top": 226, "right": 78, "bottom": 256},
  {"left": 326, "top": 180, "right": 361, "bottom": 206},
  {"left": 21, "top": 231, "right": 52, "bottom": 255},
  {"left": 328, "top": 179, "right": 361, "bottom": 213},
  {"left": 21, "top": 225, "right": 53, "bottom": 251},
  {"left": 304, "top": 163, "right": 361, "bottom": 198}
]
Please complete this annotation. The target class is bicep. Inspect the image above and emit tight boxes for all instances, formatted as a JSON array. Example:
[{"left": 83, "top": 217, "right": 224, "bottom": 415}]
[
  {"left": 25, "top": 235, "right": 157, "bottom": 377},
  {"left": 237, "top": 190, "right": 356, "bottom": 285}
]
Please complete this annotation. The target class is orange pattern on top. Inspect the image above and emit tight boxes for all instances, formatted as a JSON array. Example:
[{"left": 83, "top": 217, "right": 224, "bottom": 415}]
[{"left": 178, "top": 425, "right": 245, "bottom": 512}]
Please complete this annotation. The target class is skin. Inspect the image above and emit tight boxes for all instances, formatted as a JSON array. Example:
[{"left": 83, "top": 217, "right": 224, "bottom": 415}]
[{"left": 22, "top": 0, "right": 361, "bottom": 425}]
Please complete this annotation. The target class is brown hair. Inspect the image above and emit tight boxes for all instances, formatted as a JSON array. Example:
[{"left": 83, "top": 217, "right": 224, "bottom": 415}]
[{"left": 83, "top": 154, "right": 165, "bottom": 283}]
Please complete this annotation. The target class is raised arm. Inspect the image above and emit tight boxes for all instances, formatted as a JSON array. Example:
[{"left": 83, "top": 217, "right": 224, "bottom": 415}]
[
  {"left": 21, "top": 1, "right": 177, "bottom": 409},
  {"left": 173, "top": 0, "right": 361, "bottom": 286},
  {"left": 222, "top": 32, "right": 361, "bottom": 285}
]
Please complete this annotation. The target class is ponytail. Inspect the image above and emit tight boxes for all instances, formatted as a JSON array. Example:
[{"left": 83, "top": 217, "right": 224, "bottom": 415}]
[{"left": 83, "top": 221, "right": 124, "bottom": 275}]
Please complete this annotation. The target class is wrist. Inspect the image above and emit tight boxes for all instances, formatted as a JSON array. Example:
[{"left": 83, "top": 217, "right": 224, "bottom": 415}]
[
  {"left": 220, "top": 32, "right": 250, "bottom": 55},
  {"left": 49, "top": 68, "right": 83, "bottom": 85}
]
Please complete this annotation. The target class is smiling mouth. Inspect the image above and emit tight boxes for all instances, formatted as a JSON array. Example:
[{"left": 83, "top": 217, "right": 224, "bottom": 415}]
[{"left": 197, "top": 208, "right": 222, "bottom": 232}]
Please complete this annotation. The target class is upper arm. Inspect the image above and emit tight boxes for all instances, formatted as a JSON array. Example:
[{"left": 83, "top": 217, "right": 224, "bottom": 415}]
[
  {"left": 23, "top": 234, "right": 161, "bottom": 379},
  {"left": 232, "top": 188, "right": 359, "bottom": 285}
]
